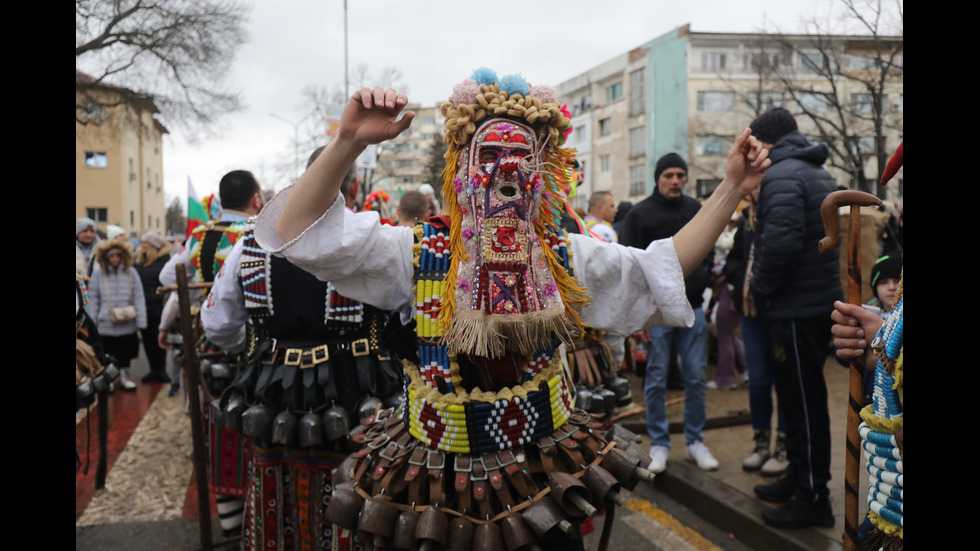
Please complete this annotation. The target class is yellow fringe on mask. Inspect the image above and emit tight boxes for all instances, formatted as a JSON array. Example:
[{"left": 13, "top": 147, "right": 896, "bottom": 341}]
[
  {"left": 438, "top": 143, "right": 465, "bottom": 338},
  {"left": 537, "top": 144, "right": 589, "bottom": 335}
]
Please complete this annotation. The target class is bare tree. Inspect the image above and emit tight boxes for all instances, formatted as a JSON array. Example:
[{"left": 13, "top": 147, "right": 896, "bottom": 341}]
[
  {"left": 763, "top": 0, "right": 903, "bottom": 197},
  {"left": 75, "top": 0, "right": 250, "bottom": 138}
]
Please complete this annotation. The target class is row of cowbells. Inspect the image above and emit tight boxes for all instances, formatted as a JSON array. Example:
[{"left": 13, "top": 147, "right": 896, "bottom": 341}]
[
  {"left": 574, "top": 374, "right": 631, "bottom": 417},
  {"left": 76, "top": 361, "right": 119, "bottom": 410},
  {"left": 326, "top": 425, "right": 655, "bottom": 551},
  {"left": 210, "top": 392, "right": 399, "bottom": 448}
]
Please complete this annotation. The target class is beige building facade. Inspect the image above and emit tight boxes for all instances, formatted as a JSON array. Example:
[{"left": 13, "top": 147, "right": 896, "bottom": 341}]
[{"left": 76, "top": 71, "right": 168, "bottom": 239}]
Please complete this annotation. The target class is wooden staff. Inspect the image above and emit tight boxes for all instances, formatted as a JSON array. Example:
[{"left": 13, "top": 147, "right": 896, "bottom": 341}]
[
  {"left": 157, "top": 282, "right": 213, "bottom": 295},
  {"left": 818, "top": 190, "right": 881, "bottom": 551},
  {"left": 176, "top": 267, "right": 214, "bottom": 551}
]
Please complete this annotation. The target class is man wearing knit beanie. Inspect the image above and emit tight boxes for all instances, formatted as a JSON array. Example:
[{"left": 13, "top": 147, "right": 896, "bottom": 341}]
[
  {"left": 748, "top": 107, "right": 798, "bottom": 145},
  {"left": 621, "top": 153, "right": 720, "bottom": 474},
  {"left": 747, "top": 107, "right": 843, "bottom": 529}
]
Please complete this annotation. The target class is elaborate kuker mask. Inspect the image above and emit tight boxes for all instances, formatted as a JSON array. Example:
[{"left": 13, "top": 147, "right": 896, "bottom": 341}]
[{"left": 436, "top": 69, "right": 587, "bottom": 378}]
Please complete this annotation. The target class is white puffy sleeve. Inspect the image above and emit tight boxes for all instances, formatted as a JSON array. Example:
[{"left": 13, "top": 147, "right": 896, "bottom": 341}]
[{"left": 568, "top": 233, "right": 694, "bottom": 340}]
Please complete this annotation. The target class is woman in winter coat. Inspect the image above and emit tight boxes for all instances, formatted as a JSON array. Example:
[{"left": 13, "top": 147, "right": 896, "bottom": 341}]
[
  {"left": 87, "top": 239, "right": 147, "bottom": 390},
  {"left": 133, "top": 229, "right": 173, "bottom": 383}
]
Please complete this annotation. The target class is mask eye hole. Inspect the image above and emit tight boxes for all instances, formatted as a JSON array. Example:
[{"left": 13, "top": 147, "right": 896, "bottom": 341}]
[{"left": 480, "top": 150, "right": 500, "bottom": 163}]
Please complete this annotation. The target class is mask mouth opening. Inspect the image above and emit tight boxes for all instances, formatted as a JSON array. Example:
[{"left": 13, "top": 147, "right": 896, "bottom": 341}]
[{"left": 496, "top": 182, "right": 521, "bottom": 200}]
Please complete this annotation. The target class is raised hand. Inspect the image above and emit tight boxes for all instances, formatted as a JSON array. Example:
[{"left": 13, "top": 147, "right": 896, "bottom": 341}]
[
  {"left": 339, "top": 87, "right": 416, "bottom": 146},
  {"left": 725, "top": 128, "right": 770, "bottom": 197}
]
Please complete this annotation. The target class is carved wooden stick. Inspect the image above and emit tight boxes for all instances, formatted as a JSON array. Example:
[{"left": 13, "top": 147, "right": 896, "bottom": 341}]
[{"left": 819, "top": 189, "right": 881, "bottom": 551}]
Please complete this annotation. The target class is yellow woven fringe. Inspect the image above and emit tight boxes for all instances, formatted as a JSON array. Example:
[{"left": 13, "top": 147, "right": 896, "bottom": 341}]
[{"left": 868, "top": 511, "right": 903, "bottom": 539}]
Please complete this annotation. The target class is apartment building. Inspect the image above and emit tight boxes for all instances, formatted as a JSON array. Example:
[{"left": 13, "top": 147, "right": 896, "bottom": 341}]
[
  {"left": 556, "top": 24, "right": 904, "bottom": 207},
  {"left": 373, "top": 103, "right": 446, "bottom": 195},
  {"left": 76, "top": 70, "right": 168, "bottom": 238}
]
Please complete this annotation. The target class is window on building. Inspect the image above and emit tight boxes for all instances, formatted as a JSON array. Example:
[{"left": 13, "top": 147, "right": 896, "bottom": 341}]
[
  {"left": 85, "top": 152, "right": 107, "bottom": 168},
  {"left": 82, "top": 101, "right": 106, "bottom": 120},
  {"left": 797, "top": 92, "right": 832, "bottom": 114},
  {"left": 851, "top": 93, "right": 876, "bottom": 116},
  {"left": 697, "top": 91, "right": 735, "bottom": 112},
  {"left": 630, "top": 165, "right": 646, "bottom": 196},
  {"left": 695, "top": 136, "right": 730, "bottom": 156},
  {"left": 854, "top": 136, "right": 876, "bottom": 156},
  {"left": 696, "top": 179, "right": 722, "bottom": 198},
  {"left": 600, "top": 154, "right": 611, "bottom": 172},
  {"left": 747, "top": 92, "right": 784, "bottom": 112},
  {"left": 701, "top": 52, "right": 727, "bottom": 71},
  {"left": 599, "top": 118, "right": 612, "bottom": 136},
  {"left": 422, "top": 116, "right": 435, "bottom": 125},
  {"left": 845, "top": 53, "right": 879, "bottom": 71},
  {"left": 130, "top": 211, "right": 135, "bottom": 227},
  {"left": 86, "top": 208, "right": 108, "bottom": 223},
  {"left": 629, "top": 126, "right": 646, "bottom": 158},
  {"left": 606, "top": 82, "right": 623, "bottom": 102},
  {"left": 800, "top": 51, "right": 826, "bottom": 73},
  {"left": 629, "top": 69, "right": 645, "bottom": 116}
]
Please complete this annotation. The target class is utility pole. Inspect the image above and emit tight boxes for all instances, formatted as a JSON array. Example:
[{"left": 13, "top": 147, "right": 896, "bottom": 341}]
[
  {"left": 344, "top": 0, "right": 349, "bottom": 99},
  {"left": 270, "top": 113, "right": 301, "bottom": 183}
]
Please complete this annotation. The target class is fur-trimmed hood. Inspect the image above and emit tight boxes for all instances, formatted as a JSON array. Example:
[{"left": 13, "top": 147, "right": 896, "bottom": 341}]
[{"left": 95, "top": 239, "right": 134, "bottom": 272}]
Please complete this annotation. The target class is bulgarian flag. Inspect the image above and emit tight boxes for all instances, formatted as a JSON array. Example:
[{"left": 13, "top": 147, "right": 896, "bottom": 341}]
[{"left": 186, "top": 176, "right": 220, "bottom": 237}]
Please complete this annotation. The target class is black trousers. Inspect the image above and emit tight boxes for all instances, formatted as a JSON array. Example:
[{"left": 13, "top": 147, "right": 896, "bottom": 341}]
[
  {"left": 101, "top": 333, "right": 139, "bottom": 369},
  {"left": 140, "top": 325, "right": 167, "bottom": 375},
  {"left": 768, "top": 316, "right": 832, "bottom": 500}
]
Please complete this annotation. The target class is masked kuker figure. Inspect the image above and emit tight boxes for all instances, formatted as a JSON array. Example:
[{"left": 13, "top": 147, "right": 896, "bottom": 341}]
[{"left": 254, "top": 69, "right": 770, "bottom": 550}]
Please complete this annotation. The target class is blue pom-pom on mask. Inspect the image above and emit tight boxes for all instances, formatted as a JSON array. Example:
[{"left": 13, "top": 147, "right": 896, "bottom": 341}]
[
  {"left": 471, "top": 67, "right": 498, "bottom": 86},
  {"left": 498, "top": 74, "right": 529, "bottom": 97}
]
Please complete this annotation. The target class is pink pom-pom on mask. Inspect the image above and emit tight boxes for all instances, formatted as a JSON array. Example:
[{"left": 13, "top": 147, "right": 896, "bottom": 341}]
[
  {"left": 452, "top": 79, "right": 480, "bottom": 106},
  {"left": 528, "top": 85, "right": 557, "bottom": 104}
]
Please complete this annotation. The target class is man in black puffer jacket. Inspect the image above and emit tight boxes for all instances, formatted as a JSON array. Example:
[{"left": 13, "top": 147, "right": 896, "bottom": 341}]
[{"left": 747, "top": 108, "right": 843, "bottom": 529}]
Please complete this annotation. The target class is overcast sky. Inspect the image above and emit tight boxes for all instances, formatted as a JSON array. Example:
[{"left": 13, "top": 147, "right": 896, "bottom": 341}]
[{"left": 162, "top": 0, "right": 837, "bottom": 205}]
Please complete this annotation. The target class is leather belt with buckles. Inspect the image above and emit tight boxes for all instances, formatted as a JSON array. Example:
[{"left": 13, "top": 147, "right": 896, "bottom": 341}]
[
  {"left": 282, "top": 344, "right": 330, "bottom": 368},
  {"left": 351, "top": 338, "right": 370, "bottom": 357}
]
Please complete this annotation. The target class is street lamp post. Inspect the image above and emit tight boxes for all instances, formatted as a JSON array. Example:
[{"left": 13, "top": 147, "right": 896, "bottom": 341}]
[{"left": 270, "top": 113, "right": 301, "bottom": 183}]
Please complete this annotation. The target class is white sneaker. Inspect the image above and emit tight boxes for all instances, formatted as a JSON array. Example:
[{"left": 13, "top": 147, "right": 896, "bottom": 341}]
[
  {"left": 741, "top": 372, "right": 750, "bottom": 384},
  {"left": 706, "top": 380, "right": 737, "bottom": 390},
  {"left": 686, "top": 441, "right": 719, "bottom": 471},
  {"left": 647, "top": 445, "right": 670, "bottom": 473},
  {"left": 119, "top": 368, "right": 137, "bottom": 391}
]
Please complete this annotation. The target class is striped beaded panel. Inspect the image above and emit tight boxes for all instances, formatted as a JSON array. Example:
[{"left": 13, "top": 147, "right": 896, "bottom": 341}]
[
  {"left": 326, "top": 283, "right": 363, "bottom": 325},
  {"left": 405, "top": 363, "right": 573, "bottom": 455},
  {"left": 240, "top": 225, "right": 273, "bottom": 317},
  {"left": 859, "top": 423, "right": 904, "bottom": 529},
  {"left": 414, "top": 223, "right": 453, "bottom": 392},
  {"left": 871, "top": 297, "right": 903, "bottom": 421}
]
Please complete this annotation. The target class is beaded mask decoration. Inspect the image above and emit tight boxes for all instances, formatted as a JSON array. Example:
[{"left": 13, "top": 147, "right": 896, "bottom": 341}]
[{"left": 437, "top": 69, "right": 587, "bottom": 364}]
